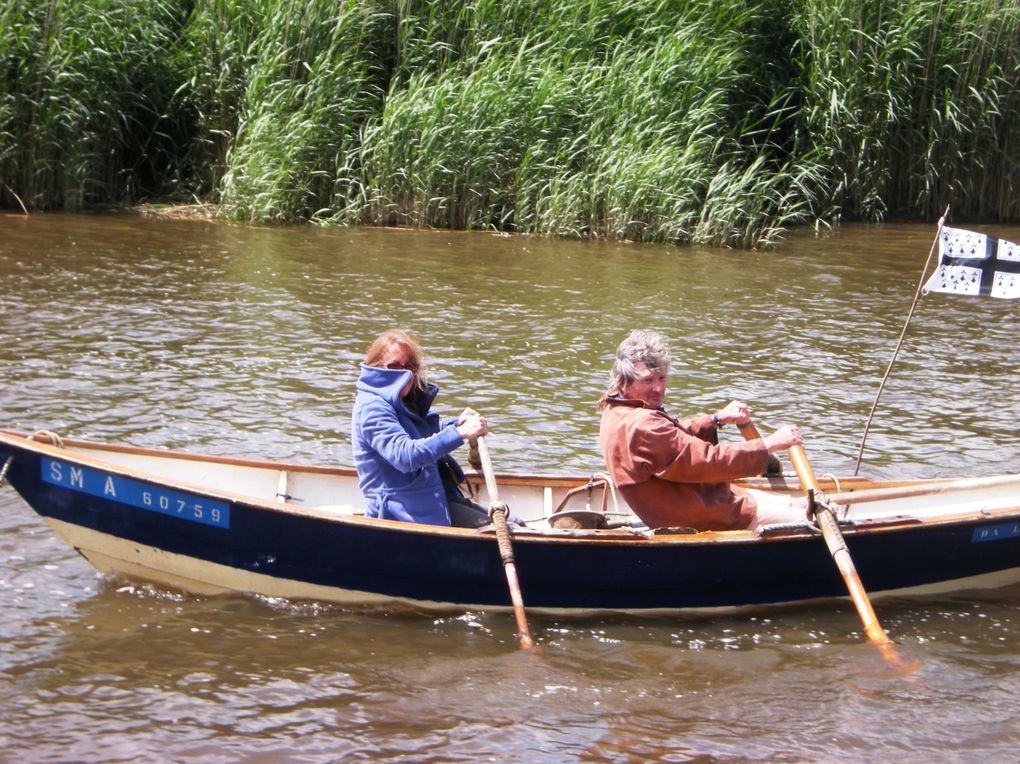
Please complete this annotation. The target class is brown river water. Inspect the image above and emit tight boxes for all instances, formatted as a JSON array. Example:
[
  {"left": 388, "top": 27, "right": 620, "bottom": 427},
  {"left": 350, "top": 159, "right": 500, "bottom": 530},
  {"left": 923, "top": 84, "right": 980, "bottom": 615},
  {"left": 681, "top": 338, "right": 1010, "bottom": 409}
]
[{"left": 1, "top": 212, "right": 1019, "bottom": 762}]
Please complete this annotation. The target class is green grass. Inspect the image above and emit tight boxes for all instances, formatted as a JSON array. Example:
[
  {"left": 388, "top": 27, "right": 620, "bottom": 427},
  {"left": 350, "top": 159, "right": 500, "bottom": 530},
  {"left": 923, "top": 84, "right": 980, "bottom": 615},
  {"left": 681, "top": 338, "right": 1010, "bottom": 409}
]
[{"left": 2, "top": 0, "right": 1019, "bottom": 246}]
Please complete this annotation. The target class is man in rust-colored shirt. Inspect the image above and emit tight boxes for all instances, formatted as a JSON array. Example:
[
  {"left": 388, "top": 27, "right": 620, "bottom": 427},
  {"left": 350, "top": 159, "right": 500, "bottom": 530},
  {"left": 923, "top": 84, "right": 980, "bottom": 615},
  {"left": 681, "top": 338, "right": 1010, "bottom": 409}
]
[{"left": 598, "top": 330, "right": 805, "bottom": 532}]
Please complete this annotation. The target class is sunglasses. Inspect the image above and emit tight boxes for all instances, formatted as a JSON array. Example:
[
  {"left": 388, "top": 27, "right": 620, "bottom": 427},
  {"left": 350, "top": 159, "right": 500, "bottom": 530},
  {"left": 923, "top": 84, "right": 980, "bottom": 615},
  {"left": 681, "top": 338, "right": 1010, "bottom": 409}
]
[{"left": 385, "top": 361, "right": 418, "bottom": 371}]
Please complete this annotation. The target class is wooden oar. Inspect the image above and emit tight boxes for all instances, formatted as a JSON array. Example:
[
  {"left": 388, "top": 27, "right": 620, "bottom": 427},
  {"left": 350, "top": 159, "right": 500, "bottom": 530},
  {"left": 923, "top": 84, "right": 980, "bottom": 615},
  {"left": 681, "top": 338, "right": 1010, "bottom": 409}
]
[
  {"left": 825, "top": 473, "right": 1020, "bottom": 506},
  {"left": 738, "top": 423, "right": 782, "bottom": 475},
  {"left": 472, "top": 436, "right": 536, "bottom": 650},
  {"left": 739, "top": 421, "right": 897, "bottom": 655}
]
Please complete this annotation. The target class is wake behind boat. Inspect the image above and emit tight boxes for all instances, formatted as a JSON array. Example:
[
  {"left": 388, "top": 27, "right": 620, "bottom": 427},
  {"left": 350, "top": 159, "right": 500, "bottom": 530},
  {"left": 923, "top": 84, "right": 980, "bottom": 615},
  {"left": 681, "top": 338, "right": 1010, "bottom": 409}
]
[{"left": 2, "top": 428, "right": 1020, "bottom": 614}]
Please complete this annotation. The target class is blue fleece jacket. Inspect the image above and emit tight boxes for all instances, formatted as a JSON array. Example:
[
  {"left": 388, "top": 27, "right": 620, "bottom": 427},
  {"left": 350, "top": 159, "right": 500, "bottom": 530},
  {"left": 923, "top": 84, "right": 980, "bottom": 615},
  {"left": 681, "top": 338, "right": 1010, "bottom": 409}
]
[{"left": 352, "top": 364, "right": 465, "bottom": 525}]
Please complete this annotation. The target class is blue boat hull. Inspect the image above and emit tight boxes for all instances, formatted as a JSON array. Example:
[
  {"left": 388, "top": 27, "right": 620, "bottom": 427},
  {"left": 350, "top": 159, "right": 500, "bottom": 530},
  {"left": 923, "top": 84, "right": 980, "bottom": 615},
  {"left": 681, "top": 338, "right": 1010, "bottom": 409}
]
[{"left": 4, "top": 435, "right": 1020, "bottom": 612}]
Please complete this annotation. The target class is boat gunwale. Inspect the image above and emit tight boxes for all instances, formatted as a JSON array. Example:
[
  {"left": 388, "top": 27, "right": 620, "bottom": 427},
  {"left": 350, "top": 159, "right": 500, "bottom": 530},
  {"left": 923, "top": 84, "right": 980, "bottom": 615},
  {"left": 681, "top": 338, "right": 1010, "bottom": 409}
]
[
  {"left": 1, "top": 428, "right": 966, "bottom": 491},
  {"left": 0, "top": 429, "right": 589, "bottom": 487}
]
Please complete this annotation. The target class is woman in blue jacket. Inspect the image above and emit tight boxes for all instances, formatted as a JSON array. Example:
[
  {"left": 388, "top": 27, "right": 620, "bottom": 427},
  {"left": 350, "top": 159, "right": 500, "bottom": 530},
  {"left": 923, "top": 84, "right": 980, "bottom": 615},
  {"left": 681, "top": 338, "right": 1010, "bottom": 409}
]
[{"left": 352, "top": 329, "right": 492, "bottom": 527}]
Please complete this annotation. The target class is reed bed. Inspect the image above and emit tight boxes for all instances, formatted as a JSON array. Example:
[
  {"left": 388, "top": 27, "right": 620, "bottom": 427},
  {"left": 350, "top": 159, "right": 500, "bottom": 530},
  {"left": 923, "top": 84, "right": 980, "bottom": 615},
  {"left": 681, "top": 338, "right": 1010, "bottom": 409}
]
[
  {"left": 2, "top": 0, "right": 1019, "bottom": 246},
  {"left": 0, "top": 0, "right": 189, "bottom": 210},
  {"left": 795, "top": 0, "right": 1020, "bottom": 222},
  {"left": 212, "top": 0, "right": 390, "bottom": 222},
  {"left": 354, "top": 3, "right": 822, "bottom": 246}
]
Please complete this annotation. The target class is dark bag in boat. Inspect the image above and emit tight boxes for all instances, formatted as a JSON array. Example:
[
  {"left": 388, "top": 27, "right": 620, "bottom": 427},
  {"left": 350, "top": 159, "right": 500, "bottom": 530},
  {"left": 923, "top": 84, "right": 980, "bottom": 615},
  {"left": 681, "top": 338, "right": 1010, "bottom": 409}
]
[{"left": 439, "top": 455, "right": 468, "bottom": 498}]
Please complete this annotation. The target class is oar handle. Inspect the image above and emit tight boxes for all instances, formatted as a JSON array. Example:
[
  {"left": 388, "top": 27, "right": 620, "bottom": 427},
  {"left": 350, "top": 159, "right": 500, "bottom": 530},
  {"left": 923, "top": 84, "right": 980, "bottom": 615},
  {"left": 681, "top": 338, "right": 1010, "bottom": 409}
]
[
  {"left": 737, "top": 421, "right": 763, "bottom": 440},
  {"left": 787, "top": 445, "right": 819, "bottom": 493},
  {"left": 736, "top": 421, "right": 782, "bottom": 475},
  {"left": 472, "top": 436, "right": 500, "bottom": 504},
  {"left": 739, "top": 420, "right": 811, "bottom": 486}
]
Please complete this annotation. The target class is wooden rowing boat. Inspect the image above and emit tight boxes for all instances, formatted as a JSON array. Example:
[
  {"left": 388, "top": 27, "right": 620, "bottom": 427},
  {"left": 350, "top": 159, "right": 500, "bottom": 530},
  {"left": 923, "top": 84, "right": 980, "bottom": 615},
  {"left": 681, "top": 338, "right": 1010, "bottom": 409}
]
[{"left": 3, "top": 428, "right": 1020, "bottom": 614}]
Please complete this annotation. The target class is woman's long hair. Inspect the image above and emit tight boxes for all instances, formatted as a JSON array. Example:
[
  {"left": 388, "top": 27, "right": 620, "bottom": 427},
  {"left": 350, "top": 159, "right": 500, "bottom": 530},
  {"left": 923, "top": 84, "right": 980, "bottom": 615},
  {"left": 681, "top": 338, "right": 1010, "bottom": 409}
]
[{"left": 365, "top": 329, "right": 428, "bottom": 392}]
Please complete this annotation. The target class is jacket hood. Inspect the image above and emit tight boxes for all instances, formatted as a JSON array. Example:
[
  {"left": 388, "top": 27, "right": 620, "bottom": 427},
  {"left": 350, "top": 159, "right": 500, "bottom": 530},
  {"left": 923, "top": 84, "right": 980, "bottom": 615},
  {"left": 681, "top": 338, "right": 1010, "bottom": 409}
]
[{"left": 356, "top": 363, "right": 439, "bottom": 414}]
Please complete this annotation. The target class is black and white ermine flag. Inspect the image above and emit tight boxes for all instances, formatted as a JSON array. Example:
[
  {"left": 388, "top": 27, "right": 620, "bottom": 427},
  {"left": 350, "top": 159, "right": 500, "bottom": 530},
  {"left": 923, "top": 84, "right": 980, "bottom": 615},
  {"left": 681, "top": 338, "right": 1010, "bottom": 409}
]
[{"left": 922, "top": 226, "right": 1020, "bottom": 298}]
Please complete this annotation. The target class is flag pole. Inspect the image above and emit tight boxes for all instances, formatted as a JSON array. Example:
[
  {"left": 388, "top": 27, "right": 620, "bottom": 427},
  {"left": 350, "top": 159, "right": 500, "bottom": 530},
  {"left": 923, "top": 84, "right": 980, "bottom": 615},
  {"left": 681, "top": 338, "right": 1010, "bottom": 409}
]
[{"left": 853, "top": 205, "right": 950, "bottom": 475}]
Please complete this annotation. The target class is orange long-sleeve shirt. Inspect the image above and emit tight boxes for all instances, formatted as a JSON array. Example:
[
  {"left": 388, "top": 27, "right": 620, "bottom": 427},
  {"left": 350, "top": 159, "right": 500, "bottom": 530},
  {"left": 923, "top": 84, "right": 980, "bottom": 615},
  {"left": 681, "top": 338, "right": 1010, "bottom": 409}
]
[{"left": 599, "top": 397, "right": 769, "bottom": 530}]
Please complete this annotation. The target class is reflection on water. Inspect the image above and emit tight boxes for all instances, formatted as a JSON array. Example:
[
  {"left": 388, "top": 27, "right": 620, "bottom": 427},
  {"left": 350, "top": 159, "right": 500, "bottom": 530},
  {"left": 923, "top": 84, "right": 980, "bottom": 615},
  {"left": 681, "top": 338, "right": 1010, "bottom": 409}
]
[{"left": 2, "top": 213, "right": 1020, "bottom": 761}]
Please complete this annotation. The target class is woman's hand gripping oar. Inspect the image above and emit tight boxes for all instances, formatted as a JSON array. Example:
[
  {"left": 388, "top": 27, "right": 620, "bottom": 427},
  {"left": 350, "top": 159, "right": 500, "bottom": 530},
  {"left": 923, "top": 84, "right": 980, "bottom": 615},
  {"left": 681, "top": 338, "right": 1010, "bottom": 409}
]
[
  {"left": 738, "top": 420, "right": 900, "bottom": 662},
  {"left": 471, "top": 436, "right": 536, "bottom": 650}
]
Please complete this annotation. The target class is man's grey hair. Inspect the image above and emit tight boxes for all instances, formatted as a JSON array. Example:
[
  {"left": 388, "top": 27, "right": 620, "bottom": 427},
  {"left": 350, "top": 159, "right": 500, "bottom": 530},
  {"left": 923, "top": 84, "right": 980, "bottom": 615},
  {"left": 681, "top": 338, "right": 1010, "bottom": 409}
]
[{"left": 602, "top": 329, "right": 671, "bottom": 400}]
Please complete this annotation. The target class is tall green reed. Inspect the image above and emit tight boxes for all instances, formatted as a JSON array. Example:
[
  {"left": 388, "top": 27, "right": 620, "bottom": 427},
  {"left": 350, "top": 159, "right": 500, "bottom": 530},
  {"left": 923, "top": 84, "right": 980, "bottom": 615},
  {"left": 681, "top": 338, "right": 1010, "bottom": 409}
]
[
  {"left": 354, "top": 0, "right": 825, "bottom": 246},
  {"left": 0, "top": 0, "right": 188, "bottom": 210},
  {"left": 173, "top": 0, "right": 270, "bottom": 200},
  {"left": 3, "top": 0, "right": 1020, "bottom": 245},
  {"left": 794, "top": 0, "right": 1020, "bottom": 222},
  {"left": 215, "top": 0, "right": 391, "bottom": 223}
]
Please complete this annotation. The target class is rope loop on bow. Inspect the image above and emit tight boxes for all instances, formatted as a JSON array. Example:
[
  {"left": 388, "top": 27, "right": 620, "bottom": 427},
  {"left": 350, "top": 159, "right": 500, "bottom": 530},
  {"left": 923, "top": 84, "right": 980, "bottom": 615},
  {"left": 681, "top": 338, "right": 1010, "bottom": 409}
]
[
  {"left": 29, "top": 430, "right": 64, "bottom": 447},
  {"left": 1, "top": 430, "right": 66, "bottom": 488}
]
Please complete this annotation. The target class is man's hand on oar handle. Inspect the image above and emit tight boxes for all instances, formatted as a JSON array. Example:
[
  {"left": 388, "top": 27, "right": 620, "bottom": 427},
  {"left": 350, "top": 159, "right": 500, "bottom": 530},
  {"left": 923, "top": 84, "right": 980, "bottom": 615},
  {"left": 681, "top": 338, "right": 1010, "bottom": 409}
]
[
  {"left": 713, "top": 399, "right": 752, "bottom": 426},
  {"left": 761, "top": 424, "right": 802, "bottom": 451}
]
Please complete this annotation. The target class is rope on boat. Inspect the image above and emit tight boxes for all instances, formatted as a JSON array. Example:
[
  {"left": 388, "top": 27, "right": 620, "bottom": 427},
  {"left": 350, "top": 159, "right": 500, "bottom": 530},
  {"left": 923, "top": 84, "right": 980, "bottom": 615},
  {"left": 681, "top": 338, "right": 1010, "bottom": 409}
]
[
  {"left": 757, "top": 471, "right": 856, "bottom": 534},
  {"left": 488, "top": 502, "right": 517, "bottom": 566},
  {"left": 29, "top": 430, "right": 64, "bottom": 447},
  {"left": 758, "top": 520, "right": 819, "bottom": 535},
  {"left": 820, "top": 473, "right": 843, "bottom": 493},
  {"left": 759, "top": 487, "right": 859, "bottom": 535},
  {"left": 0, "top": 430, "right": 65, "bottom": 488},
  {"left": 819, "top": 473, "right": 851, "bottom": 520}
]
